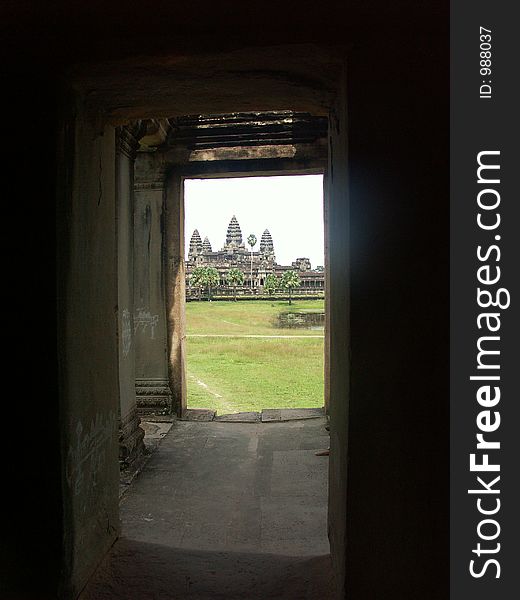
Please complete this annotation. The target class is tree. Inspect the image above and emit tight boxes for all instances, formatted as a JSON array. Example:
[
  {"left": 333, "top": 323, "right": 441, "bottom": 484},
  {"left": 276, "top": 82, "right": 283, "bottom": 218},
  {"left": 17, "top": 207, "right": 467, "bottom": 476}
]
[
  {"left": 247, "top": 233, "right": 257, "bottom": 292},
  {"left": 226, "top": 268, "right": 244, "bottom": 301},
  {"left": 204, "top": 267, "right": 220, "bottom": 301},
  {"left": 280, "top": 270, "right": 301, "bottom": 305},
  {"left": 190, "top": 266, "right": 206, "bottom": 301},
  {"left": 263, "top": 273, "right": 278, "bottom": 297}
]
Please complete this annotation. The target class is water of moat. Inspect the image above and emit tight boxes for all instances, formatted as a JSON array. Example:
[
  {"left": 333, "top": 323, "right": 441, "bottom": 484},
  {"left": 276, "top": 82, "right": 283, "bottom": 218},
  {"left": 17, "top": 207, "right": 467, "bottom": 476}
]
[{"left": 274, "top": 311, "right": 325, "bottom": 330}]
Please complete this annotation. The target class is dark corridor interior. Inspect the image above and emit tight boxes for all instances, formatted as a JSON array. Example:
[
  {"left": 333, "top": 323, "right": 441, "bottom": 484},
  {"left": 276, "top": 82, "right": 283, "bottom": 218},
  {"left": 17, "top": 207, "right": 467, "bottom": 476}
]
[{"left": 3, "top": 2, "right": 449, "bottom": 599}]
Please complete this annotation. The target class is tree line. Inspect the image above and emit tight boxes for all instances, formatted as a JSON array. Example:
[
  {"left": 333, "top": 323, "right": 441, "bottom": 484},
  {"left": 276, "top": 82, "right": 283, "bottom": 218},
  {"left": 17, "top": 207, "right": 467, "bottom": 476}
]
[{"left": 188, "top": 267, "right": 302, "bottom": 304}]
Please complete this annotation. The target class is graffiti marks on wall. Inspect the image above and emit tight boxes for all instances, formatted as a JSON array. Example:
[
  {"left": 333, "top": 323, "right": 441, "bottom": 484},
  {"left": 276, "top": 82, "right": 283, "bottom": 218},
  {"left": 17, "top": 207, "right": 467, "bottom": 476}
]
[
  {"left": 66, "top": 411, "right": 117, "bottom": 506},
  {"left": 134, "top": 307, "right": 159, "bottom": 339}
]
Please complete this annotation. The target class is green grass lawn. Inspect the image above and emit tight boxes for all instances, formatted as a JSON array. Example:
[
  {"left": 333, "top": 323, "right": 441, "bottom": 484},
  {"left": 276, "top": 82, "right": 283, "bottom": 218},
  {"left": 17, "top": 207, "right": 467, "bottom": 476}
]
[
  {"left": 186, "top": 299, "right": 325, "bottom": 336},
  {"left": 186, "top": 299, "right": 324, "bottom": 413}
]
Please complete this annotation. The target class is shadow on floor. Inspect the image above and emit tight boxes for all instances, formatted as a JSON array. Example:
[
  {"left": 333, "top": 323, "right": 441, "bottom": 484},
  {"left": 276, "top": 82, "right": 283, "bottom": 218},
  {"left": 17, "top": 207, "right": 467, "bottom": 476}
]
[
  {"left": 82, "top": 419, "right": 332, "bottom": 599},
  {"left": 80, "top": 538, "right": 333, "bottom": 599}
]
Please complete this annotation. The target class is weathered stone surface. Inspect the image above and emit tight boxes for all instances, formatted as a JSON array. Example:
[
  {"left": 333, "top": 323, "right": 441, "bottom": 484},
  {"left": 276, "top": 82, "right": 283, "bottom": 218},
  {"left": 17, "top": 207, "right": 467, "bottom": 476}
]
[
  {"left": 73, "top": 46, "right": 341, "bottom": 120},
  {"left": 118, "top": 408, "right": 145, "bottom": 466},
  {"left": 261, "top": 407, "right": 324, "bottom": 422},
  {"left": 181, "top": 409, "right": 216, "bottom": 421},
  {"left": 116, "top": 126, "right": 146, "bottom": 469},
  {"left": 280, "top": 407, "right": 324, "bottom": 421},
  {"left": 261, "top": 408, "right": 282, "bottom": 422},
  {"left": 142, "top": 414, "right": 176, "bottom": 423},
  {"left": 140, "top": 420, "right": 175, "bottom": 455},
  {"left": 80, "top": 541, "right": 333, "bottom": 600},
  {"left": 133, "top": 161, "right": 173, "bottom": 415},
  {"left": 214, "top": 411, "right": 261, "bottom": 422},
  {"left": 118, "top": 418, "right": 329, "bottom": 556},
  {"left": 135, "top": 378, "right": 173, "bottom": 415},
  {"left": 119, "top": 419, "right": 175, "bottom": 499}
]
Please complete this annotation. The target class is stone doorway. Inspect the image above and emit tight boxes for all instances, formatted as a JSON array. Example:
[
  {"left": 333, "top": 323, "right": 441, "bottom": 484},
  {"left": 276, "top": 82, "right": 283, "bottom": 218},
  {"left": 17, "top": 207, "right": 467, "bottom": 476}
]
[
  {"left": 153, "top": 112, "right": 331, "bottom": 422},
  {"left": 115, "top": 111, "right": 335, "bottom": 597},
  {"left": 107, "top": 84, "right": 341, "bottom": 600},
  {"left": 53, "top": 45, "right": 351, "bottom": 592},
  {"left": 182, "top": 173, "right": 327, "bottom": 422},
  {"left": 7, "top": 3, "right": 450, "bottom": 598}
]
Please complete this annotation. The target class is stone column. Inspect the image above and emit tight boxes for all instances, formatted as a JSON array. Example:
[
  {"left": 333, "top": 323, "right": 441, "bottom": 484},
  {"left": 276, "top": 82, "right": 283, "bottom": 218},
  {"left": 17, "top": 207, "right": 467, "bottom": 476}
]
[
  {"left": 134, "top": 153, "right": 173, "bottom": 414},
  {"left": 164, "top": 173, "right": 187, "bottom": 416},
  {"left": 116, "top": 125, "right": 145, "bottom": 464},
  {"left": 323, "top": 171, "right": 331, "bottom": 415}
]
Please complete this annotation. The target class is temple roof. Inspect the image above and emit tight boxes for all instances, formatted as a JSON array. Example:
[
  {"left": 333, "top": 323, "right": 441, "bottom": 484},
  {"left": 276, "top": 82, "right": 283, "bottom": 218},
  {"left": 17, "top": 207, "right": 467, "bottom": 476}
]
[{"left": 225, "top": 215, "right": 244, "bottom": 247}]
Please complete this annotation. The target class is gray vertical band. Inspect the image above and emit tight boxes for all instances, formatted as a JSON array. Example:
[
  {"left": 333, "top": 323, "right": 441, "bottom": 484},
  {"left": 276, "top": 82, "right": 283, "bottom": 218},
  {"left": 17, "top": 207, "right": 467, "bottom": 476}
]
[{"left": 451, "top": 2, "right": 520, "bottom": 597}]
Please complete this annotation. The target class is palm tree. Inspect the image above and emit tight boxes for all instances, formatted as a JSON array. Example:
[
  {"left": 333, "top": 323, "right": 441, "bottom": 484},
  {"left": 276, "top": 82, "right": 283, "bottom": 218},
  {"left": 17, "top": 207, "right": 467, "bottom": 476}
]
[
  {"left": 190, "top": 266, "right": 206, "bottom": 301},
  {"left": 264, "top": 273, "right": 278, "bottom": 297},
  {"left": 280, "top": 270, "right": 301, "bottom": 305},
  {"left": 247, "top": 233, "right": 257, "bottom": 292},
  {"left": 205, "top": 267, "right": 220, "bottom": 301},
  {"left": 226, "top": 268, "right": 245, "bottom": 301}
]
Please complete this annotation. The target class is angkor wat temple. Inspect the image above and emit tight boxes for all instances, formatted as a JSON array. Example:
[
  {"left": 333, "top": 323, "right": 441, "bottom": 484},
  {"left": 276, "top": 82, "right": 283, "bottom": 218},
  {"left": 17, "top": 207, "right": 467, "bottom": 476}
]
[{"left": 187, "top": 215, "right": 324, "bottom": 296}]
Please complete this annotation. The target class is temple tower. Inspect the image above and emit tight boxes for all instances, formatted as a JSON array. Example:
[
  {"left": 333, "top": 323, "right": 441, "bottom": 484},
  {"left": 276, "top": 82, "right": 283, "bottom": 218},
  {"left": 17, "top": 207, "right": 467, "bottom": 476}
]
[
  {"left": 189, "top": 229, "right": 203, "bottom": 259},
  {"left": 224, "top": 215, "right": 245, "bottom": 249},
  {"left": 260, "top": 228, "right": 276, "bottom": 265},
  {"left": 260, "top": 228, "right": 274, "bottom": 253},
  {"left": 202, "top": 236, "right": 212, "bottom": 253}
]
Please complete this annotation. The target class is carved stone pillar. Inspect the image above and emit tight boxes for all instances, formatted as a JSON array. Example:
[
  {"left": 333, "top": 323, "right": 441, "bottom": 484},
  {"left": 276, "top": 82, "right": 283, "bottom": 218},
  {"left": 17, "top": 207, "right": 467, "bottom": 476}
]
[
  {"left": 134, "top": 152, "right": 173, "bottom": 414},
  {"left": 116, "top": 125, "right": 145, "bottom": 464}
]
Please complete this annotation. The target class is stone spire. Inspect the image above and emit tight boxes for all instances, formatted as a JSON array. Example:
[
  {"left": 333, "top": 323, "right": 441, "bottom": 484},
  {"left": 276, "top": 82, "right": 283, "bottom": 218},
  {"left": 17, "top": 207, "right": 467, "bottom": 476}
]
[
  {"left": 202, "top": 236, "right": 212, "bottom": 253},
  {"left": 260, "top": 229, "right": 274, "bottom": 253},
  {"left": 189, "top": 229, "right": 203, "bottom": 256},
  {"left": 225, "top": 215, "right": 244, "bottom": 248}
]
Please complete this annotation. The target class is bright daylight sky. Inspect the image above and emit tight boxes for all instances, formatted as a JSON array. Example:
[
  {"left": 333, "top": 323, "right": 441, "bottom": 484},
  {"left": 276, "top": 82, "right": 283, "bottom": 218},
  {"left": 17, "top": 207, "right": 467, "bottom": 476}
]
[{"left": 184, "top": 175, "right": 324, "bottom": 268}]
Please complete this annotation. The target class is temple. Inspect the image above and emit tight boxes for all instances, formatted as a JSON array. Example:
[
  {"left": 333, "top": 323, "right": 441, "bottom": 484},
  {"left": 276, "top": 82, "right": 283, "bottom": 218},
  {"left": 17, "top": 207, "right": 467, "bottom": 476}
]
[{"left": 187, "top": 215, "right": 325, "bottom": 296}]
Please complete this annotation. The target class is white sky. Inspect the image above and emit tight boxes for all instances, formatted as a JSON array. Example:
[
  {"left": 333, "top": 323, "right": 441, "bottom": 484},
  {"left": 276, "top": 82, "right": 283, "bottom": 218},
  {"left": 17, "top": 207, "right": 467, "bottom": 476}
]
[{"left": 184, "top": 175, "right": 324, "bottom": 268}]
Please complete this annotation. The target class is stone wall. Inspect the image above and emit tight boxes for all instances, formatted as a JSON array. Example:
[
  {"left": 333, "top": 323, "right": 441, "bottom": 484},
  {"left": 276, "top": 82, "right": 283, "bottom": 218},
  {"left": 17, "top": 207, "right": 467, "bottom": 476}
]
[
  {"left": 57, "top": 115, "right": 121, "bottom": 598},
  {"left": 326, "top": 73, "right": 350, "bottom": 597},
  {"left": 339, "top": 17, "right": 449, "bottom": 599}
]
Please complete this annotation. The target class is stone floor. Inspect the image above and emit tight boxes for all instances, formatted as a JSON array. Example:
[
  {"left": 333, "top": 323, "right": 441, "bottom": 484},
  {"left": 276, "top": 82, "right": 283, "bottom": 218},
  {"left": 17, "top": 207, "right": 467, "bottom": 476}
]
[
  {"left": 182, "top": 407, "right": 325, "bottom": 422},
  {"left": 81, "top": 418, "right": 332, "bottom": 599}
]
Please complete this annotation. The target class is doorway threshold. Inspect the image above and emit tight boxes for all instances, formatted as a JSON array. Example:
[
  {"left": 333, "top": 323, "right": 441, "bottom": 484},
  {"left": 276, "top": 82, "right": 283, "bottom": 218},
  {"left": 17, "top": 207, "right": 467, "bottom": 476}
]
[{"left": 182, "top": 407, "right": 324, "bottom": 423}]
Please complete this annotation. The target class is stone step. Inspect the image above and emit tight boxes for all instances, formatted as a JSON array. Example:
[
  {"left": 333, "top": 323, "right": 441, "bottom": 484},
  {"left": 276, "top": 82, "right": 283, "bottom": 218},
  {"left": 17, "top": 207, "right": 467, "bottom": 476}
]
[
  {"left": 261, "top": 407, "right": 324, "bottom": 422},
  {"left": 214, "top": 411, "right": 261, "bottom": 422},
  {"left": 182, "top": 407, "right": 325, "bottom": 422},
  {"left": 181, "top": 409, "right": 216, "bottom": 421}
]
